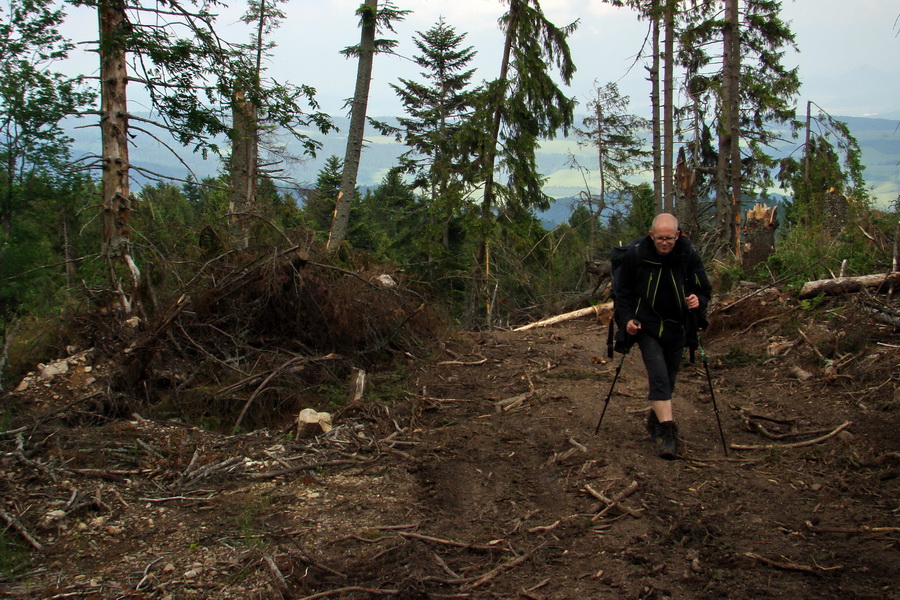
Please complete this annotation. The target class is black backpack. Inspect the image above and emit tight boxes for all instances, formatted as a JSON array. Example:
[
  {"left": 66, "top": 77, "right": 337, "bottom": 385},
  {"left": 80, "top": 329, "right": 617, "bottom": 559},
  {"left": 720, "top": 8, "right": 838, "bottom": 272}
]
[{"left": 606, "top": 238, "right": 643, "bottom": 358}]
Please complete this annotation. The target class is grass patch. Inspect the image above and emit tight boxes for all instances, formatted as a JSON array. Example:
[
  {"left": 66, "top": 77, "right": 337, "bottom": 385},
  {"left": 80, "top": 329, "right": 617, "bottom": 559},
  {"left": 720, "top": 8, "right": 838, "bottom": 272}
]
[
  {"left": 0, "top": 531, "right": 31, "bottom": 579},
  {"left": 718, "top": 346, "right": 764, "bottom": 368}
]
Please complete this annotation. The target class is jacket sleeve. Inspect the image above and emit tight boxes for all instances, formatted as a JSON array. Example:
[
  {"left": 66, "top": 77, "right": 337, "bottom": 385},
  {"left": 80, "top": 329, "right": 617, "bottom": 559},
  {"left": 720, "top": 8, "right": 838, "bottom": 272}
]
[{"left": 686, "top": 251, "right": 712, "bottom": 309}]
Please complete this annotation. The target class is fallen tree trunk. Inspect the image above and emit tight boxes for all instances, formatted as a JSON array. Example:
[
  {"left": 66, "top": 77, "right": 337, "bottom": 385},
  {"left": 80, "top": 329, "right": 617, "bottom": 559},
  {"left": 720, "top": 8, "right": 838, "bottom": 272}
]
[
  {"left": 799, "top": 272, "right": 900, "bottom": 299},
  {"left": 513, "top": 302, "right": 612, "bottom": 332}
]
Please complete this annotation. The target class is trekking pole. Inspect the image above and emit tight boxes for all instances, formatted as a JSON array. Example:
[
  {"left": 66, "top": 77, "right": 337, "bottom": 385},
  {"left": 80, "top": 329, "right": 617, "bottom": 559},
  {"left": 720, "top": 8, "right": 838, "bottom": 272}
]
[
  {"left": 696, "top": 331, "right": 729, "bottom": 457},
  {"left": 594, "top": 349, "right": 627, "bottom": 435}
]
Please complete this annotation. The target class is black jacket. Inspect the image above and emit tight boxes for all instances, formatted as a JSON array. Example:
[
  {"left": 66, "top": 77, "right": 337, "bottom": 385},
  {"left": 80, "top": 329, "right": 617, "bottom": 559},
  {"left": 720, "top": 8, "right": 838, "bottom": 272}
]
[{"left": 613, "top": 234, "right": 712, "bottom": 345}]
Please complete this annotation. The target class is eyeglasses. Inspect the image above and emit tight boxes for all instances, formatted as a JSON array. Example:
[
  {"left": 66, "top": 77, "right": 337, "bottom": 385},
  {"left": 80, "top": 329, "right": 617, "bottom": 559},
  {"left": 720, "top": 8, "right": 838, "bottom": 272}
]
[{"left": 653, "top": 236, "right": 677, "bottom": 242}]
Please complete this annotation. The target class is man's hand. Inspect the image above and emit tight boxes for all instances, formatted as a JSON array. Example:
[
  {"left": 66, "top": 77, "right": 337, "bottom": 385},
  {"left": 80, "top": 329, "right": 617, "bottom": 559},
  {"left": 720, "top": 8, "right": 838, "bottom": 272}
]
[
  {"left": 626, "top": 319, "right": 641, "bottom": 335},
  {"left": 685, "top": 294, "right": 700, "bottom": 310}
]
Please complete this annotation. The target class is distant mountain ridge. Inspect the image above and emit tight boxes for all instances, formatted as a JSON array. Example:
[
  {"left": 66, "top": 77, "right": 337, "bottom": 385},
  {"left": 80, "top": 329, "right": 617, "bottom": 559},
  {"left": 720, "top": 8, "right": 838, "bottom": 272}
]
[{"left": 64, "top": 112, "right": 899, "bottom": 214}]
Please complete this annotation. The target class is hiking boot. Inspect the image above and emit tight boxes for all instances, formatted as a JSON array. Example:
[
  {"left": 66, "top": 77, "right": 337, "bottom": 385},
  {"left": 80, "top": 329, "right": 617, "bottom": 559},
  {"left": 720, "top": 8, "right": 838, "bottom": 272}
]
[
  {"left": 646, "top": 409, "right": 660, "bottom": 441},
  {"left": 656, "top": 421, "right": 679, "bottom": 460}
]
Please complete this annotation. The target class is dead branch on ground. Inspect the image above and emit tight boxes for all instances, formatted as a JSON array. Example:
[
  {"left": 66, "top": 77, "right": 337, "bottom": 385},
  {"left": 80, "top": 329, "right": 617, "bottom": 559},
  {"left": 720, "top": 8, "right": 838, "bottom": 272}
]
[
  {"left": 513, "top": 303, "right": 611, "bottom": 331},
  {"left": 585, "top": 481, "right": 641, "bottom": 520},
  {"left": 744, "top": 552, "right": 842, "bottom": 572},
  {"left": 731, "top": 421, "right": 852, "bottom": 451},
  {"left": 0, "top": 508, "right": 43, "bottom": 551}
]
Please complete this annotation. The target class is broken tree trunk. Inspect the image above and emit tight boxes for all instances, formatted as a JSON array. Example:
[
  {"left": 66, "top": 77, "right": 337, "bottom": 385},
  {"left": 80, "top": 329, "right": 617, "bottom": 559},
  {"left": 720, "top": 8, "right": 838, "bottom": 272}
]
[
  {"left": 742, "top": 203, "right": 778, "bottom": 271},
  {"left": 513, "top": 302, "right": 612, "bottom": 332},
  {"left": 799, "top": 272, "right": 900, "bottom": 299}
]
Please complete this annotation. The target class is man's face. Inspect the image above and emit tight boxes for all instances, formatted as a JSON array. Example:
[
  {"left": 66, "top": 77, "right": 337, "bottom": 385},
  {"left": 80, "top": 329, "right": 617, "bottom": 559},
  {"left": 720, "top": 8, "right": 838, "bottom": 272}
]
[{"left": 651, "top": 223, "right": 679, "bottom": 255}]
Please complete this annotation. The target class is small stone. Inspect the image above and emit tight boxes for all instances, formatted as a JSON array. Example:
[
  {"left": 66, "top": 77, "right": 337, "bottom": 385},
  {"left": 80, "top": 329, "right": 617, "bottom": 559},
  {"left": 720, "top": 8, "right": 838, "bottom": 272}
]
[
  {"left": 374, "top": 274, "right": 396, "bottom": 287},
  {"left": 40, "top": 361, "right": 68, "bottom": 380},
  {"left": 163, "top": 563, "right": 176, "bottom": 573}
]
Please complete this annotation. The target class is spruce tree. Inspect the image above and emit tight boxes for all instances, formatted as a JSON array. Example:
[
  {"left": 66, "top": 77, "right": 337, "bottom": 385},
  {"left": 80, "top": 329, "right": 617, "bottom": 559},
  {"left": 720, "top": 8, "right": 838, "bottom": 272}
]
[
  {"left": 575, "top": 82, "right": 650, "bottom": 260},
  {"left": 678, "top": 0, "right": 800, "bottom": 253},
  {"left": 471, "top": 0, "right": 578, "bottom": 326}
]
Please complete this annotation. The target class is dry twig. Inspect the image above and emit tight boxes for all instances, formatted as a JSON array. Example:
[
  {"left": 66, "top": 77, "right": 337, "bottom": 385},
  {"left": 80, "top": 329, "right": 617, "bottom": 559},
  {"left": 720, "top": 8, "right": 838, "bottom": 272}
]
[
  {"left": 585, "top": 481, "right": 641, "bottom": 520},
  {"left": 0, "top": 507, "right": 42, "bottom": 551},
  {"left": 745, "top": 552, "right": 842, "bottom": 572},
  {"left": 731, "top": 421, "right": 852, "bottom": 451}
]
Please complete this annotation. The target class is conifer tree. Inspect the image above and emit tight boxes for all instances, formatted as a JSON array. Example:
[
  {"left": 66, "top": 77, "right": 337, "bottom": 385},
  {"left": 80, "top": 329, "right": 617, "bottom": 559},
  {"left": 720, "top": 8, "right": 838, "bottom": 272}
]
[
  {"left": 575, "top": 82, "right": 650, "bottom": 259},
  {"left": 0, "top": 0, "right": 93, "bottom": 242},
  {"left": 372, "top": 18, "right": 479, "bottom": 253},
  {"left": 472, "top": 0, "right": 578, "bottom": 325},
  {"left": 678, "top": 0, "right": 800, "bottom": 253},
  {"left": 327, "top": 0, "right": 409, "bottom": 252}
]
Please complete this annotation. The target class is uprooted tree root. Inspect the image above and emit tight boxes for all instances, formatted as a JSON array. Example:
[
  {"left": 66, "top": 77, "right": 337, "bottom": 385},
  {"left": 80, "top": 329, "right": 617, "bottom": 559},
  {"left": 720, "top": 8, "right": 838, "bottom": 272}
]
[{"left": 70, "top": 247, "right": 446, "bottom": 431}]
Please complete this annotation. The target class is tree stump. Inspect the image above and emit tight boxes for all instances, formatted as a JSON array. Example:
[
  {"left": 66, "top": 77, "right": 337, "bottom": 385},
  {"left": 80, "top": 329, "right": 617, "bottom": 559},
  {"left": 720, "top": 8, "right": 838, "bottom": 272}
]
[
  {"left": 823, "top": 188, "right": 848, "bottom": 237},
  {"left": 742, "top": 203, "right": 778, "bottom": 271}
]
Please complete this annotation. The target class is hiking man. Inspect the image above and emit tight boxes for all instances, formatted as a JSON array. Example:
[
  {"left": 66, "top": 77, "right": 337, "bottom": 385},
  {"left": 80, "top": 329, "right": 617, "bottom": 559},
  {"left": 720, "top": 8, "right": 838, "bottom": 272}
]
[{"left": 613, "top": 213, "right": 712, "bottom": 459}]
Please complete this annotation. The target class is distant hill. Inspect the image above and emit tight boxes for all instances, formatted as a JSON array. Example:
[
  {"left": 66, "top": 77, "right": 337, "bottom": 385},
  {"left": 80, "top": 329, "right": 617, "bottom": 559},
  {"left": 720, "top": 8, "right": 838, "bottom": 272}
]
[{"left": 64, "top": 112, "right": 899, "bottom": 220}]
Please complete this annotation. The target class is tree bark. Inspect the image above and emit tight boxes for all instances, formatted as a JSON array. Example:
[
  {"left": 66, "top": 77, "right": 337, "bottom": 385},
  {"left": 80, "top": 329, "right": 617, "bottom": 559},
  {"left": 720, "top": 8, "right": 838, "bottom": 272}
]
[
  {"left": 476, "top": 0, "right": 517, "bottom": 328},
  {"left": 674, "top": 146, "right": 698, "bottom": 238},
  {"left": 649, "top": 0, "right": 662, "bottom": 212},
  {"left": 725, "top": 0, "right": 742, "bottom": 256},
  {"left": 799, "top": 272, "right": 900, "bottom": 299},
  {"left": 229, "top": 89, "right": 258, "bottom": 250},
  {"left": 99, "top": 0, "right": 140, "bottom": 313},
  {"left": 741, "top": 203, "right": 777, "bottom": 271},
  {"left": 513, "top": 302, "right": 612, "bottom": 332},
  {"left": 716, "top": 0, "right": 741, "bottom": 255},
  {"left": 327, "top": 0, "right": 377, "bottom": 252},
  {"left": 662, "top": 0, "right": 675, "bottom": 213}
]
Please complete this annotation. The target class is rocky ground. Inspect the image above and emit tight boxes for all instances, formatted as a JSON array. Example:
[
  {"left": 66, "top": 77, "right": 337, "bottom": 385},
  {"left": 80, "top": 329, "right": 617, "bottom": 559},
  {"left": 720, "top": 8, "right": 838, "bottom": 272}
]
[{"left": 1, "top": 286, "right": 898, "bottom": 599}]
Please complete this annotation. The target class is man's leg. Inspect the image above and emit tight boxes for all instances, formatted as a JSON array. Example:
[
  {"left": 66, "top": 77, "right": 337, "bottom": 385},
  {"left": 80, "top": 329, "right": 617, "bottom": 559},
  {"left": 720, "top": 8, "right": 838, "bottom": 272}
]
[
  {"left": 638, "top": 334, "right": 673, "bottom": 422},
  {"left": 639, "top": 333, "right": 682, "bottom": 459}
]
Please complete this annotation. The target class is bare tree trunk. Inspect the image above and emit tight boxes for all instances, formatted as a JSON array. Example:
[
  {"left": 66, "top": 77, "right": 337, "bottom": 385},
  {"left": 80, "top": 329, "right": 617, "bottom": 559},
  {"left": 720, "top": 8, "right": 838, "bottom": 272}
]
[
  {"left": 716, "top": 0, "right": 741, "bottom": 254},
  {"left": 741, "top": 203, "right": 778, "bottom": 271},
  {"left": 725, "top": 0, "right": 742, "bottom": 256},
  {"left": 229, "top": 90, "right": 258, "bottom": 250},
  {"left": 662, "top": 0, "right": 675, "bottom": 213},
  {"left": 648, "top": 0, "right": 662, "bottom": 212},
  {"left": 675, "top": 146, "right": 698, "bottom": 237},
  {"left": 99, "top": 0, "right": 140, "bottom": 313},
  {"left": 476, "top": 2, "right": 516, "bottom": 328},
  {"left": 327, "top": 0, "right": 377, "bottom": 252},
  {"left": 1, "top": 153, "right": 12, "bottom": 240}
]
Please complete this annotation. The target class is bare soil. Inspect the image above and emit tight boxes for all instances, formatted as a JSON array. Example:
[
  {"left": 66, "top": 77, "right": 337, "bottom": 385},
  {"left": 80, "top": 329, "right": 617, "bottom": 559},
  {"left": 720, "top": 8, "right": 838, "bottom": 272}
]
[{"left": 2, "top": 289, "right": 898, "bottom": 600}]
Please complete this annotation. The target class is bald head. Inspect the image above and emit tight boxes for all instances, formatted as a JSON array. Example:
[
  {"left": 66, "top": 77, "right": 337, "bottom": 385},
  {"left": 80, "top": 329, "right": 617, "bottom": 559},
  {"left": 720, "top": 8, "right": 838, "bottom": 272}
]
[
  {"left": 649, "top": 213, "right": 679, "bottom": 255},
  {"left": 651, "top": 213, "right": 679, "bottom": 233}
]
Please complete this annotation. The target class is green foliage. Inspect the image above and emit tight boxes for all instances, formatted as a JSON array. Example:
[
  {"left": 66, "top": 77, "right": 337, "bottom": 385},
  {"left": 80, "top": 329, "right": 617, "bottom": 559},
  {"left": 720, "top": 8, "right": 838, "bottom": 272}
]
[
  {"left": 0, "top": 531, "right": 29, "bottom": 579},
  {"left": 301, "top": 156, "right": 344, "bottom": 239},
  {"left": 719, "top": 346, "right": 763, "bottom": 368},
  {"left": 765, "top": 209, "right": 892, "bottom": 292},
  {"left": 4, "top": 315, "right": 65, "bottom": 387},
  {"left": 777, "top": 107, "right": 868, "bottom": 226},
  {"left": 711, "top": 259, "right": 745, "bottom": 295},
  {"left": 576, "top": 82, "right": 650, "bottom": 199},
  {"left": 798, "top": 293, "right": 826, "bottom": 312}
]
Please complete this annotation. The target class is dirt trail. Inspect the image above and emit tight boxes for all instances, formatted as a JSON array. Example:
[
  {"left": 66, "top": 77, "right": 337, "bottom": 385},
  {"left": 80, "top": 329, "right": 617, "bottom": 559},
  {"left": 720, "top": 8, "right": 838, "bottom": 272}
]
[{"left": 1, "top": 294, "right": 898, "bottom": 599}]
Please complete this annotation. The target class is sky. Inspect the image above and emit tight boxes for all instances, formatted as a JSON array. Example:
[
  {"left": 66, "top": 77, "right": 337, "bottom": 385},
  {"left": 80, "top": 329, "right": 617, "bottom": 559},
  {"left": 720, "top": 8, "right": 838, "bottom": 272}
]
[
  {"left": 259, "top": 0, "right": 900, "bottom": 119},
  {"left": 57, "top": 0, "right": 900, "bottom": 203},
  {"left": 59, "top": 0, "right": 900, "bottom": 120}
]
